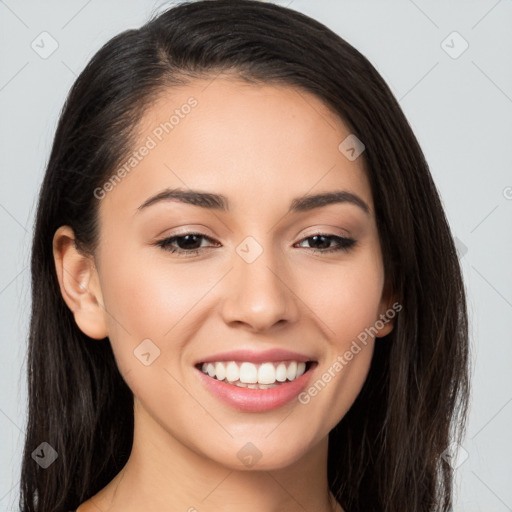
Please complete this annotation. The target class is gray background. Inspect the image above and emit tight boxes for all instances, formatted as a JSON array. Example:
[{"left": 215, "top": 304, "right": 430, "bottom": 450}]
[{"left": 1, "top": 0, "right": 511, "bottom": 510}]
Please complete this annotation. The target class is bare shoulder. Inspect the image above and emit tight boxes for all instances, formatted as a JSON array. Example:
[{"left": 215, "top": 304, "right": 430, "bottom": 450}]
[
  {"left": 75, "top": 470, "right": 124, "bottom": 512},
  {"left": 75, "top": 490, "right": 112, "bottom": 512},
  {"left": 75, "top": 499, "right": 99, "bottom": 512}
]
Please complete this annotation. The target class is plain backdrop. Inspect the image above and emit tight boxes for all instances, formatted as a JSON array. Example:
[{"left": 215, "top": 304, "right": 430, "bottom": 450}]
[{"left": 1, "top": 0, "right": 511, "bottom": 510}]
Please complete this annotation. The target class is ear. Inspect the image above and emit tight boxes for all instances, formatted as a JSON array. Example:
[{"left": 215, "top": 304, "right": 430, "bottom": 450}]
[
  {"left": 374, "top": 276, "right": 399, "bottom": 338},
  {"left": 52, "top": 226, "right": 108, "bottom": 340}
]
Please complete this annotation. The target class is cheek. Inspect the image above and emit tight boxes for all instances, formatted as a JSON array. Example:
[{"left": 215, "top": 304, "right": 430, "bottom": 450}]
[
  {"left": 100, "top": 250, "right": 210, "bottom": 336},
  {"left": 97, "top": 248, "right": 222, "bottom": 379},
  {"left": 323, "top": 343, "right": 375, "bottom": 431},
  {"left": 303, "top": 258, "right": 384, "bottom": 345},
  {"left": 297, "top": 251, "right": 383, "bottom": 418}
]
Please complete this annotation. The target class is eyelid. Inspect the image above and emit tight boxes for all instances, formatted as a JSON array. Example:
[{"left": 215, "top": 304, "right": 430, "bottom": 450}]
[
  {"left": 156, "top": 226, "right": 351, "bottom": 244},
  {"left": 155, "top": 229, "right": 357, "bottom": 257},
  {"left": 157, "top": 225, "right": 214, "bottom": 238},
  {"left": 299, "top": 226, "right": 352, "bottom": 239}
]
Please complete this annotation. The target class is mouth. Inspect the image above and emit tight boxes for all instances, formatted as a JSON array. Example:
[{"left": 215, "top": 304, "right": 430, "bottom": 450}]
[
  {"left": 195, "top": 360, "right": 316, "bottom": 390},
  {"left": 193, "top": 351, "right": 318, "bottom": 412}
]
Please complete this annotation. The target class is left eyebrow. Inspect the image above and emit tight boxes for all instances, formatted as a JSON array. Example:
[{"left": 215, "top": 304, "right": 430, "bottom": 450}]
[
  {"left": 288, "top": 190, "right": 370, "bottom": 215},
  {"left": 136, "top": 188, "right": 370, "bottom": 216},
  {"left": 137, "top": 188, "right": 229, "bottom": 212}
]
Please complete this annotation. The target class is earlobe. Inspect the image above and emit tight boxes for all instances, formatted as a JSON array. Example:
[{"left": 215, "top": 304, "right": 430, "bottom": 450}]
[
  {"left": 52, "top": 226, "right": 108, "bottom": 340},
  {"left": 375, "top": 311, "right": 395, "bottom": 338},
  {"left": 375, "top": 278, "right": 398, "bottom": 338}
]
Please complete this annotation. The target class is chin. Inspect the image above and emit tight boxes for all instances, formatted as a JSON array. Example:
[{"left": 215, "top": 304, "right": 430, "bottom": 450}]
[{"left": 204, "top": 436, "right": 316, "bottom": 472}]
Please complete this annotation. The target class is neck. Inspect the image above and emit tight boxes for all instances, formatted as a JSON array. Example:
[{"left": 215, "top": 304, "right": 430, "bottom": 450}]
[{"left": 81, "top": 399, "right": 343, "bottom": 512}]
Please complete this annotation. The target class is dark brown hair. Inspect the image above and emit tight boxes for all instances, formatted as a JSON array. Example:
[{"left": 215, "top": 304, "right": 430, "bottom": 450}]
[{"left": 21, "top": 1, "right": 470, "bottom": 511}]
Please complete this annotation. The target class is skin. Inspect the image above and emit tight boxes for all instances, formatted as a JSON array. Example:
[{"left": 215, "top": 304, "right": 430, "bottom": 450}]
[{"left": 53, "top": 75, "right": 396, "bottom": 512}]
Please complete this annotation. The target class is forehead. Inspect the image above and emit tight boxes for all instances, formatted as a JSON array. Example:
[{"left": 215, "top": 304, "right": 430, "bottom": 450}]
[{"left": 99, "top": 76, "right": 373, "bottom": 220}]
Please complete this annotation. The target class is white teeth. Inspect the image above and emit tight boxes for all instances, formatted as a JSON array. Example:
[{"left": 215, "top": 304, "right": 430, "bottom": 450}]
[
  {"left": 226, "top": 361, "right": 240, "bottom": 382},
  {"left": 275, "top": 363, "right": 287, "bottom": 382},
  {"left": 239, "top": 362, "right": 258, "bottom": 384},
  {"left": 238, "top": 381, "right": 278, "bottom": 389},
  {"left": 199, "top": 360, "right": 310, "bottom": 385},
  {"left": 258, "top": 362, "right": 276, "bottom": 384},
  {"left": 286, "top": 361, "right": 297, "bottom": 381},
  {"left": 215, "top": 362, "right": 226, "bottom": 381}
]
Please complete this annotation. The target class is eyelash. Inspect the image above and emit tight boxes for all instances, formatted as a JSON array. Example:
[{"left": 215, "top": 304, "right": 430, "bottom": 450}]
[{"left": 155, "top": 232, "right": 357, "bottom": 257}]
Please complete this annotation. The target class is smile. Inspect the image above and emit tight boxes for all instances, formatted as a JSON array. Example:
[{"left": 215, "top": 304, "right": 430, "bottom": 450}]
[
  {"left": 194, "top": 349, "right": 318, "bottom": 412},
  {"left": 199, "top": 360, "right": 309, "bottom": 389}
]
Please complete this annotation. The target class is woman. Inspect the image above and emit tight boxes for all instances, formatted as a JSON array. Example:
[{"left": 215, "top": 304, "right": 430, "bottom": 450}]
[{"left": 20, "top": 1, "right": 469, "bottom": 511}]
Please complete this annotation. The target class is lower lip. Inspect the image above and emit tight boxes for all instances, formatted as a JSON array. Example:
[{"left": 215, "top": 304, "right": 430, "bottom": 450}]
[{"left": 195, "top": 364, "right": 315, "bottom": 413}]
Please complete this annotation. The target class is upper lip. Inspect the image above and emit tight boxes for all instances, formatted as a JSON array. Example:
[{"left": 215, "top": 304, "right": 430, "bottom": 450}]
[{"left": 196, "top": 349, "right": 315, "bottom": 365}]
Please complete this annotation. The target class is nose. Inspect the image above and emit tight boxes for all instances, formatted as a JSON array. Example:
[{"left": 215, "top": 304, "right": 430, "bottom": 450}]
[{"left": 220, "top": 243, "right": 300, "bottom": 332}]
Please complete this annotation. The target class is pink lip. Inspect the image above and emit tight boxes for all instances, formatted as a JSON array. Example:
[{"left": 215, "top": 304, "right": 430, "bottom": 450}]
[
  {"left": 196, "top": 349, "right": 314, "bottom": 365},
  {"left": 195, "top": 362, "right": 316, "bottom": 413}
]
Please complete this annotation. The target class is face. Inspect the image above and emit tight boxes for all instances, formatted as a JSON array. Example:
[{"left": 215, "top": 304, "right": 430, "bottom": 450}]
[{"left": 67, "top": 76, "right": 395, "bottom": 471}]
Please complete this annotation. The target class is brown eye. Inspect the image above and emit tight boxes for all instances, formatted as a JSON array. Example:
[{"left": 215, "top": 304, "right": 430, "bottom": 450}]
[
  {"left": 156, "top": 233, "right": 220, "bottom": 256},
  {"left": 295, "top": 234, "right": 356, "bottom": 253}
]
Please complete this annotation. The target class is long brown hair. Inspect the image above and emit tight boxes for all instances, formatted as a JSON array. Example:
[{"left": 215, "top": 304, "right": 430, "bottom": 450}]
[{"left": 21, "top": 1, "right": 470, "bottom": 510}]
